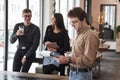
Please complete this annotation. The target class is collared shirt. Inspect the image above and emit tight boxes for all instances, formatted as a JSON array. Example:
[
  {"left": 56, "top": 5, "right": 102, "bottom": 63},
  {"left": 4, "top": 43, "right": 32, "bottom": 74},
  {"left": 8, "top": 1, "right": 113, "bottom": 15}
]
[{"left": 70, "top": 26, "right": 99, "bottom": 68}]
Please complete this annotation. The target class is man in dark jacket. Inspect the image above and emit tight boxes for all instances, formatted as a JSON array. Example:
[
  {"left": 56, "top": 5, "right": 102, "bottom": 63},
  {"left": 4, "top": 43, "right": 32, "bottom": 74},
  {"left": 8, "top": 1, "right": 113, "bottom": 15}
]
[{"left": 10, "top": 8, "right": 40, "bottom": 72}]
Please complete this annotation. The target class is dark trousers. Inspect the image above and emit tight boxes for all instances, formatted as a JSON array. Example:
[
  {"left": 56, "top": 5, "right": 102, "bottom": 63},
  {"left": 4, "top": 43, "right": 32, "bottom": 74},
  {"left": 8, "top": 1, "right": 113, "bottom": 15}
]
[
  {"left": 13, "top": 48, "right": 34, "bottom": 72},
  {"left": 43, "top": 64, "right": 65, "bottom": 76}
]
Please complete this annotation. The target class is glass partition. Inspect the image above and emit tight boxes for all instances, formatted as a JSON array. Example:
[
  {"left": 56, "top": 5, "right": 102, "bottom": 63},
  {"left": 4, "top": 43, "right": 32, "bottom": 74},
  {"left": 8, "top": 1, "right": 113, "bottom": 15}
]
[
  {"left": 100, "top": 4, "right": 116, "bottom": 40},
  {"left": 55, "top": 0, "right": 80, "bottom": 39},
  {"left": 100, "top": 4, "right": 116, "bottom": 30},
  {"left": 29, "top": 0, "right": 40, "bottom": 26},
  {"left": 7, "top": 0, "right": 27, "bottom": 71}
]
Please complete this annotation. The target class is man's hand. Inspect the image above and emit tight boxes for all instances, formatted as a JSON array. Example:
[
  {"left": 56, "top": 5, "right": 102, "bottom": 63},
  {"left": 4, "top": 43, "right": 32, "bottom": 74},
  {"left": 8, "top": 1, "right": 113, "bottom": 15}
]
[
  {"left": 54, "top": 55, "right": 70, "bottom": 64},
  {"left": 16, "top": 29, "right": 24, "bottom": 36},
  {"left": 21, "top": 56, "right": 26, "bottom": 65}
]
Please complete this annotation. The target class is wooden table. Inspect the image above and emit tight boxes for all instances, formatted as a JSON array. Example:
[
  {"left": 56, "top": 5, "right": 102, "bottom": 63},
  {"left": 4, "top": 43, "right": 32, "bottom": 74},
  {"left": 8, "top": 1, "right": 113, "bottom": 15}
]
[
  {"left": 99, "top": 44, "right": 110, "bottom": 52},
  {"left": 0, "top": 71, "right": 69, "bottom": 80}
]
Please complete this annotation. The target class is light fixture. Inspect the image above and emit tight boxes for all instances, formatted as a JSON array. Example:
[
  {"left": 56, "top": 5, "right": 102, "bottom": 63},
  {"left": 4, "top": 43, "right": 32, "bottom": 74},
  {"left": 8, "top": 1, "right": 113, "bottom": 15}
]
[{"left": 98, "top": 11, "right": 104, "bottom": 24}]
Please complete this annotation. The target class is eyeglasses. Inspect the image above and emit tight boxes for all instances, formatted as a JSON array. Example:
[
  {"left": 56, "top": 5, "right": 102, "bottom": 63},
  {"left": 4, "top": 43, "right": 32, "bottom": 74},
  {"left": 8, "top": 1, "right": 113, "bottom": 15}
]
[
  {"left": 23, "top": 15, "right": 32, "bottom": 18},
  {"left": 70, "top": 20, "right": 78, "bottom": 24}
]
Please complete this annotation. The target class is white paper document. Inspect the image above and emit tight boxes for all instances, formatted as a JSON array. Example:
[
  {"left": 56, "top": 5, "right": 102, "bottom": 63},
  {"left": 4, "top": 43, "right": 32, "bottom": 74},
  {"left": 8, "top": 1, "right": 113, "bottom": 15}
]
[{"left": 39, "top": 50, "right": 52, "bottom": 57}]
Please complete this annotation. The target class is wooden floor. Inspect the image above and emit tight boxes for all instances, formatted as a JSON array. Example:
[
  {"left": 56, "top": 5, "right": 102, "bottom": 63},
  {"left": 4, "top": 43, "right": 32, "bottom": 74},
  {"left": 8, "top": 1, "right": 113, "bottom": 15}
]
[{"left": 94, "top": 51, "right": 120, "bottom": 80}]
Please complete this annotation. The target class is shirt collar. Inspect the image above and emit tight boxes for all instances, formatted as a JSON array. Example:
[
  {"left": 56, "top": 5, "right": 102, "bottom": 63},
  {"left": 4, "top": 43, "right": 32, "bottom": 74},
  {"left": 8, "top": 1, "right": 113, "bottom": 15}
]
[{"left": 77, "top": 25, "right": 90, "bottom": 35}]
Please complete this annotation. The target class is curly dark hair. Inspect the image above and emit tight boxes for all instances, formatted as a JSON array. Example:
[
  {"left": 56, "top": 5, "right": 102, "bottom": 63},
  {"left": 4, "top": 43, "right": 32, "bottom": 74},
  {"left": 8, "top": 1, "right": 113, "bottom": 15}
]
[
  {"left": 22, "top": 8, "right": 32, "bottom": 14},
  {"left": 68, "top": 7, "right": 87, "bottom": 21}
]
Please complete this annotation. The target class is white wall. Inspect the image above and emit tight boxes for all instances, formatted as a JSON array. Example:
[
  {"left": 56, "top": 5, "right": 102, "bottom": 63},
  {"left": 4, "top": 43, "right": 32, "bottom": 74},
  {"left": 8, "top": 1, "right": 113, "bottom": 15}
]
[{"left": 43, "top": 0, "right": 55, "bottom": 36}]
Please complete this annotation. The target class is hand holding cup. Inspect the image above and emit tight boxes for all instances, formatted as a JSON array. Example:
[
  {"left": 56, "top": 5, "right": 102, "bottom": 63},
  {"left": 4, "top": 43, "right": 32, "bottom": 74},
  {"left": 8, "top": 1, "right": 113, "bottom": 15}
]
[{"left": 16, "top": 26, "right": 24, "bottom": 36}]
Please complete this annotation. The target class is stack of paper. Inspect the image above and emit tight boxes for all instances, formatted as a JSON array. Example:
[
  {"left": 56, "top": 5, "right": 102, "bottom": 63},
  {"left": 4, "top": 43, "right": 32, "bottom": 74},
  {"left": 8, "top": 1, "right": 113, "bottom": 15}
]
[{"left": 39, "top": 50, "right": 52, "bottom": 57}]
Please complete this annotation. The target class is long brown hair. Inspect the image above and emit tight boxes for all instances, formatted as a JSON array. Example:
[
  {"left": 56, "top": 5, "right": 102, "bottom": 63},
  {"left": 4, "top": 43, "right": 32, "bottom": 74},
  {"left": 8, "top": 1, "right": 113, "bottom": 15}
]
[{"left": 54, "top": 13, "right": 66, "bottom": 31}]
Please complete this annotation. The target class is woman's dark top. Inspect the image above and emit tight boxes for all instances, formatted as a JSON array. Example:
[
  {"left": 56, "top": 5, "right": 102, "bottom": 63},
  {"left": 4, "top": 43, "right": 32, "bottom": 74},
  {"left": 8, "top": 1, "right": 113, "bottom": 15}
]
[{"left": 43, "top": 25, "right": 70, "bottom": 55}]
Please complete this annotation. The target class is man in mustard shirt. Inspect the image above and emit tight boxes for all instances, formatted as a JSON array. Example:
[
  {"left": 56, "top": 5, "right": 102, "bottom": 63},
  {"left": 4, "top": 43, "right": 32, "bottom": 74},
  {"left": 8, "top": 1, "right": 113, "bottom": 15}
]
[{"left": 56, "top": 7, "right": 99, "bottom": 80}]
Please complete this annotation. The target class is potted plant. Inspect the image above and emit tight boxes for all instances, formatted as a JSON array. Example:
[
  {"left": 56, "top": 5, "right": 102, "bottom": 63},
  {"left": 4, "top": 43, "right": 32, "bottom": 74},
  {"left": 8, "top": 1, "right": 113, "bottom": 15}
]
[
  {"left": 115, "top": 25, "right": 120, "bottom": 53},
  {"left": 114, "top": 25, "right": 120, "bottom": 39}
]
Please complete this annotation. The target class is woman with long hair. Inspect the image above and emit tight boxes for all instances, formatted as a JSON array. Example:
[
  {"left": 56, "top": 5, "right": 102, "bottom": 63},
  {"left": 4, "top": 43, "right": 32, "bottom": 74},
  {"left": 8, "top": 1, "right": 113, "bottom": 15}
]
[{"left": 42, "top": 13, "right": 70, "bottom": 76}]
